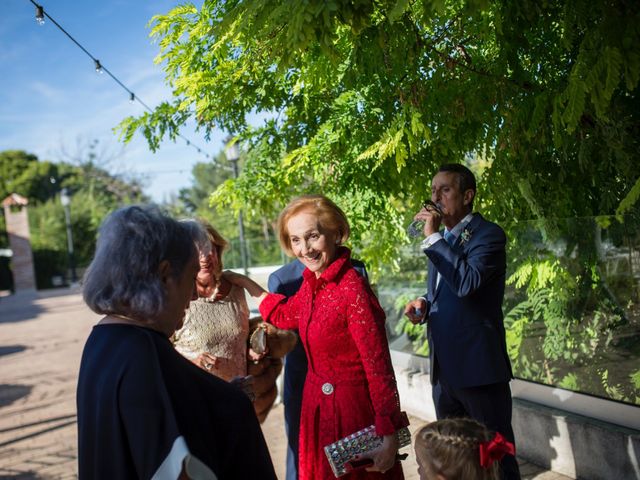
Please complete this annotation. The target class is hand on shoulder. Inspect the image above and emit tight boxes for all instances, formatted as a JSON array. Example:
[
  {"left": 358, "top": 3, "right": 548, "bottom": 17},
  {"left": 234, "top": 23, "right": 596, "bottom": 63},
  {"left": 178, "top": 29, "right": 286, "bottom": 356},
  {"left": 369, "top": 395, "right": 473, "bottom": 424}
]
[{"left": 221, "top": 270, "right": 268, "bottom": 301}]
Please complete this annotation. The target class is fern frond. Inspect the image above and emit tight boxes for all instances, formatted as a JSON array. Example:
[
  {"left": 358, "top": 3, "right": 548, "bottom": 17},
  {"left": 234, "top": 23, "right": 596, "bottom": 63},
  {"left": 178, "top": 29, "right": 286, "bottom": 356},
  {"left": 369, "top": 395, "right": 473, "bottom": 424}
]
[
  {"left": 562, "top": 77, "right": 586, "bottom": 132},
  {"left": 616, "top": 175, "right": 640, "bottom": 216}
]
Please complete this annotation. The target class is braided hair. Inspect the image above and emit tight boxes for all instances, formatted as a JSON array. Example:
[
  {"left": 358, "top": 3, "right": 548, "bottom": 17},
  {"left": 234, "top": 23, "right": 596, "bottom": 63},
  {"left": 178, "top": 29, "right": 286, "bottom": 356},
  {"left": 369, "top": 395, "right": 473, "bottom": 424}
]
[{"left": 414, "top": 418, "right": 500, "bottom": 480}]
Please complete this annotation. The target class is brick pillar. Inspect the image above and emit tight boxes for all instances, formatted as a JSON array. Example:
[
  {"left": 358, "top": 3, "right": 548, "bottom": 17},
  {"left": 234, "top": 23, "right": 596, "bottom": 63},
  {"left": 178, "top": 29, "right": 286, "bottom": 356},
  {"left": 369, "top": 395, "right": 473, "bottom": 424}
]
[{"left": 2, "top": 194, "right": 36, "bottom": 292}]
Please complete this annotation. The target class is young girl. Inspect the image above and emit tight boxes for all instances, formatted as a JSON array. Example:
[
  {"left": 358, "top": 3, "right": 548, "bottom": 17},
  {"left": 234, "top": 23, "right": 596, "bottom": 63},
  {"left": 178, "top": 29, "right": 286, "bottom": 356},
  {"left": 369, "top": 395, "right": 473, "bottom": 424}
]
[{"left": 414, "top": 418, "right": 515, "bottom": 480}]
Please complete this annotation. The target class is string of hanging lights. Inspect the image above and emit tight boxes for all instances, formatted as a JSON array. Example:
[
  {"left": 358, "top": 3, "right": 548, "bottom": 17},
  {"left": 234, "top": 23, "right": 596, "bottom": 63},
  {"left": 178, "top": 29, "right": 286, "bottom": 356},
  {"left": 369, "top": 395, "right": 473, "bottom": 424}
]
[{"left": 28, "top": 0, "right": 214, "bottom": 161}]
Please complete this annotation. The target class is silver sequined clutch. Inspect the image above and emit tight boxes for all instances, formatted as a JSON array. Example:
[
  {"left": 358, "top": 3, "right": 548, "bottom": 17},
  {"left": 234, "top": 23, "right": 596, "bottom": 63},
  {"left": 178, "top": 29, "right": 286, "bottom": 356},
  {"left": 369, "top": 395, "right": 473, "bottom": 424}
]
[{"left": 324, "top": 423, "right": 411, "bottom": 478}]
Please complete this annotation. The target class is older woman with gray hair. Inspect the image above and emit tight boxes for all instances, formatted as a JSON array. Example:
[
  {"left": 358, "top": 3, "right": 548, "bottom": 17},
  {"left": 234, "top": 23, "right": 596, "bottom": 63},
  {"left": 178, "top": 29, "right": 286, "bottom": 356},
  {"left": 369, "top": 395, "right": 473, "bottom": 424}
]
[{"left": 76, "top": 205, "right": 276, "bottom": 480}]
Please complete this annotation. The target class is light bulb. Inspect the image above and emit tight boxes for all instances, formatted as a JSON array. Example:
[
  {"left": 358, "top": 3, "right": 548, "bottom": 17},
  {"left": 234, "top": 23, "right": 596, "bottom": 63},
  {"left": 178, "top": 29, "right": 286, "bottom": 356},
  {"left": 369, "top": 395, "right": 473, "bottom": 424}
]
[
  {"left": 35, "top": 5, "right": 45, "bottom": 26},
  {"left": 94, "top": 59, "right": 103, "bottom": 74}
]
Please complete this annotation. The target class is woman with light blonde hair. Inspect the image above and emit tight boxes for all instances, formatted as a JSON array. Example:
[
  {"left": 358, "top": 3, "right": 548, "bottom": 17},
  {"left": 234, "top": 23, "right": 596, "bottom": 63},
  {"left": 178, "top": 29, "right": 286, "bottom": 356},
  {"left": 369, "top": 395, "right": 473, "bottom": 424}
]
[
  {"left": 173, "top": 219, "right": 295, "bottom": 422},
  {"left": 173, "top": 219, "right": 251, "bottom": 383}
]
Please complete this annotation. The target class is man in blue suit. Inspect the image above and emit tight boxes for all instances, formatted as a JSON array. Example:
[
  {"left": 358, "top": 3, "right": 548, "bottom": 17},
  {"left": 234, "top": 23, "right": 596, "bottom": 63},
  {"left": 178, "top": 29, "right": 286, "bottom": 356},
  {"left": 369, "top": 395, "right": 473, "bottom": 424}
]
[
  {"left": 268, "top": 258, "right": 368, "bottom": 480},
  {"left": 404, "top": 163, "right": 520, "bottom": 480}
]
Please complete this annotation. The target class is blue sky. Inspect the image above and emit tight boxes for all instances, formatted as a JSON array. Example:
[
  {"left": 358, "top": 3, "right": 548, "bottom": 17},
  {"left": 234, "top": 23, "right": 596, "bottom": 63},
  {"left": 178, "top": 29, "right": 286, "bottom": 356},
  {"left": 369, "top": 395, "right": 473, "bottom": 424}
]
[{"left": 1, "top": 0, "right": 225, "bottom": 202}]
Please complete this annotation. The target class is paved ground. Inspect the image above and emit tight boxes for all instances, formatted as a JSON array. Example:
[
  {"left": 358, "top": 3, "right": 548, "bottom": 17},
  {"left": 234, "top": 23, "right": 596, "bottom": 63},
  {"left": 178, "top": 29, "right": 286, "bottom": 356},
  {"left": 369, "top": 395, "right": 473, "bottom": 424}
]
[{"left": 0, "top": 288, "right": 570, "bottom": 479}]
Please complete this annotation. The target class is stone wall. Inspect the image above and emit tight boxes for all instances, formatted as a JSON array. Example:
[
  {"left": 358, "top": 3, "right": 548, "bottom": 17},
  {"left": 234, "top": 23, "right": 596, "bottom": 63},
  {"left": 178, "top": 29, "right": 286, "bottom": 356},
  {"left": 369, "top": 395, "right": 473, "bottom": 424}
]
[
  {"left": 3, "top": 203, "right": 36, "bottom": 292},
  {"left": 392, "top": 352, "right": 640, "bottom": 480}
]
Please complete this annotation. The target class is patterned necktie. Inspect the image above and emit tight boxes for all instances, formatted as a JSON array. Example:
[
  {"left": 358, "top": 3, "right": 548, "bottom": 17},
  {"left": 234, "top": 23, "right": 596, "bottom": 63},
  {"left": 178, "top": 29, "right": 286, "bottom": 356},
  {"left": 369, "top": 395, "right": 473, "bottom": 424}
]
[{"left": 444, "top": 230, "right": 456, "bottom": 246}]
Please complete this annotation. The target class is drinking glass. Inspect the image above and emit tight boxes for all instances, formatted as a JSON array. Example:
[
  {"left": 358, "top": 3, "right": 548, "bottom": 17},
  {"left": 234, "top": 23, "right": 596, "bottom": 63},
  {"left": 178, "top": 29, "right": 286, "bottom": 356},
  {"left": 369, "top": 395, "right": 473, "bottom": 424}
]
[{"left": 406, "top": 200, "right": 443, "bottom": 238}]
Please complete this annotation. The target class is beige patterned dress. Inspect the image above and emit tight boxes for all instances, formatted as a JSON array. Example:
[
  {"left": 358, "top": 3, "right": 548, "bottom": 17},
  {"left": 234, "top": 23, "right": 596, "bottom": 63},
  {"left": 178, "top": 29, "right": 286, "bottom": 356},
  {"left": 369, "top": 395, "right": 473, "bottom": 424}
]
[{"left": 173, "top": 284, "right": 249, "bottom": 382}]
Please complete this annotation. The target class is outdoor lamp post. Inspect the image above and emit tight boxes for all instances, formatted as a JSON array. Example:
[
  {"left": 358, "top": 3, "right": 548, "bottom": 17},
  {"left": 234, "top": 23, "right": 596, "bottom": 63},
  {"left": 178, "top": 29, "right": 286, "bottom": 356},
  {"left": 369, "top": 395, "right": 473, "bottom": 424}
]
[
  {"left": 224, "top": 136, "right": 249, "bottom": 276},
  {"left": 60, "top": 188, "right": 77, "bottom": 284}
]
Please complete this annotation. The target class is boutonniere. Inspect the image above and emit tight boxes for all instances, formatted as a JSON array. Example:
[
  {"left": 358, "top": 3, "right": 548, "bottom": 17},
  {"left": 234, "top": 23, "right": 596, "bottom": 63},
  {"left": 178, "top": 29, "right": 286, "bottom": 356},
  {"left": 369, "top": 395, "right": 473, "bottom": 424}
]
[{"left": 460, "top": 227, "right": 473, "bottom": 245}]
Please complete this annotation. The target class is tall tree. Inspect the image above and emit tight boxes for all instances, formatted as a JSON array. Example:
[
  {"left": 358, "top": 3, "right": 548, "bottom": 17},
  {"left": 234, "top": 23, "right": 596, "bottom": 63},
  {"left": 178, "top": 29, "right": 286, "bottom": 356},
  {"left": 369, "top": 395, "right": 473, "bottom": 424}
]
[
  {"left": 172, "top": 149, "right": 282, "bottom": 267},
  {"left": 0, "top": 150, "right": 55, "bottom": 203},
  {"left": 119, "top": 0, "right": 639, "bottom": 269}
]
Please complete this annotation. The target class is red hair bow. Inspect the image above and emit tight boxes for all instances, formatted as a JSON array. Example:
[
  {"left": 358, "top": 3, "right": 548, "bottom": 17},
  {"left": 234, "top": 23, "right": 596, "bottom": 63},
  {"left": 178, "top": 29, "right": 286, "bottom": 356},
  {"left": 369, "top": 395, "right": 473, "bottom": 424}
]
[{"left": 478, "top": 432, "right": 515, "bottom": 469}]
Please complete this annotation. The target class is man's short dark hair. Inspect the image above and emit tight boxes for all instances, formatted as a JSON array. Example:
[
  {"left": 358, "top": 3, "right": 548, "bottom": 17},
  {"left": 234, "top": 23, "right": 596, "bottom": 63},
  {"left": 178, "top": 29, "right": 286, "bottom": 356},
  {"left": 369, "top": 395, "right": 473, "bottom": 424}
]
[{"left": 438, "top": 163, "right": 476, "bottom": 195}]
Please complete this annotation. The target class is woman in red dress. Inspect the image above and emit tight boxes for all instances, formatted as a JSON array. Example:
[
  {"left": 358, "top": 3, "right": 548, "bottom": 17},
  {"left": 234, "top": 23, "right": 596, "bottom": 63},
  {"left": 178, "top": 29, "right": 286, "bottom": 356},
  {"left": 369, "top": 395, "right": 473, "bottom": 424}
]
[{"left": 228, "top": 195, "right": 409, "bottom": 480}]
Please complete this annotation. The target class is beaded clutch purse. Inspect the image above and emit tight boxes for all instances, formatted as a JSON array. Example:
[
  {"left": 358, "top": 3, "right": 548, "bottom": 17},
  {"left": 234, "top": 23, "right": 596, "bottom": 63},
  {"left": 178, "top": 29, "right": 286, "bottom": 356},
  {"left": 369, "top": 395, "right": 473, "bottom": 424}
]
[{"left": 324, "top": 424, "right": 411, "bottom": 477}]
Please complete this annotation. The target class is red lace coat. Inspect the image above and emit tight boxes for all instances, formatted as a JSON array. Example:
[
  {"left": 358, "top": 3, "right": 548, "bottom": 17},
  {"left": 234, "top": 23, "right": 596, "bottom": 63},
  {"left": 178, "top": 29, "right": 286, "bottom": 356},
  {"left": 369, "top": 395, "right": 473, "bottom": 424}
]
[{"left": 259, "top": 248, "right": 408, "bottom": 480}]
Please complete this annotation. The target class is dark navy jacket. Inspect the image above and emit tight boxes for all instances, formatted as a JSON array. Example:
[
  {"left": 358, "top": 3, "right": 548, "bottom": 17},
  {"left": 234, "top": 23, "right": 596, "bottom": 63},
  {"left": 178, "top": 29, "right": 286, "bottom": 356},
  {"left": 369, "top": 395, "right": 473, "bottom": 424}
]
[{"left": 424, "top": 213, "right": 513, "bottom": 388}]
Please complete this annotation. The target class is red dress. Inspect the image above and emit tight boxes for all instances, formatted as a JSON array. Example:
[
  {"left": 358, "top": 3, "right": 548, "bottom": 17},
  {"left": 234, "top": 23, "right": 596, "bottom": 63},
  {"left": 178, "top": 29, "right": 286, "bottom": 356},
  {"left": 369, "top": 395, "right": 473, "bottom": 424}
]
[{"left": 259, "top": 248, "right": 408, "bottom": 480}]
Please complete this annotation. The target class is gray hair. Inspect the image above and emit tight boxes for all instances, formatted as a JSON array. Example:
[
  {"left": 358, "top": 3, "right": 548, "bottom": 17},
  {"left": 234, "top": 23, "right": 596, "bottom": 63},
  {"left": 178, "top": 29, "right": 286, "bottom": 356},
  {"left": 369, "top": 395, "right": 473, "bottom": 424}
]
[{"left": 83, "top": 205, "right": 197, "bottom": 319}]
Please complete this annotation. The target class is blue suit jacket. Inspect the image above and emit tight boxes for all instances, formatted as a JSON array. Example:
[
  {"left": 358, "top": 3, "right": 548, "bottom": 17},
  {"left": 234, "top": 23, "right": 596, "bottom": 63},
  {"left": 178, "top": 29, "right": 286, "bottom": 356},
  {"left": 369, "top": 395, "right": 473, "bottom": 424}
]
[
  {"left": 424, "top": 213, "right": 513, "bottom": 389},
  {"left": 268, "top": 260, "right": 306, "bottom": 297}
]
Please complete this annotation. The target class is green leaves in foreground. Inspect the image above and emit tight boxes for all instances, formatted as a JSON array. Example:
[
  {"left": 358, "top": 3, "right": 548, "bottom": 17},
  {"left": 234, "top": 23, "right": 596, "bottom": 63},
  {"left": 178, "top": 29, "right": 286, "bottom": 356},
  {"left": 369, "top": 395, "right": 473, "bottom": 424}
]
[{"left": 118, "top": 0, "right": 638, "bottom": 274}]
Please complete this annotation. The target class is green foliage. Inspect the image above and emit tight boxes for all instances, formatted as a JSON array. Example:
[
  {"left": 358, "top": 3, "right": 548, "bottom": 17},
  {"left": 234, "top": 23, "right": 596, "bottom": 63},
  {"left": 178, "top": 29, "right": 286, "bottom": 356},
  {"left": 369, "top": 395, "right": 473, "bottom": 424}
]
[
  {"left": 600, "top": 369, "right": 626, "bottom": 402},
  {"left": 0, "top": 150, "right": 61, "bottom": 203},
  {"left": 4, "top": 160, "right": 61, "bottom": 204},
  {"left": 1, "top": 150, "right": 38, "bottom": 199},
  {"left": 0, "top": 149, "right": 147, "bottom": 287},
  {"left": 166, "top": 149, "right": 283, "bottom": 267},
  {"left": 503, "top": 215, "right": 640, "bottom": 405},
  {"left": 170, "top": 151, "right": 237, "bottom": 232},
  {"left": 559, "top": 373, "right": 579, "bottom": 391},
  {"left": 119, "top": 0, "right": 639, "bottom": 275},
  {"left": 29, "top": 189, "right": 130, "bottom": 269},
  {"left": 396, "top": 315, "right": 430, "bottom": 356},
  {"left": 392, "top": 290, "right": 429, "bottom": 355},
  {"left": 617, "top": 177, "right": 640, "bottom": 216},
  {"left": 504, "top": 316, "right": 527, "bottom": 364}
]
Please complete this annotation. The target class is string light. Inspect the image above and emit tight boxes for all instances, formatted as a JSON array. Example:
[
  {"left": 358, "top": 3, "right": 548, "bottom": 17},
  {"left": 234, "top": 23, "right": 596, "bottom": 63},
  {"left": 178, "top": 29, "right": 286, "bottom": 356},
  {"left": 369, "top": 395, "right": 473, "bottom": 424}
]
[
  {"left": 26, "top": 0, "right": 218, "bottom": 165},
  {"left": 35, "top": 4, "right": 44, "bottom": 25}
]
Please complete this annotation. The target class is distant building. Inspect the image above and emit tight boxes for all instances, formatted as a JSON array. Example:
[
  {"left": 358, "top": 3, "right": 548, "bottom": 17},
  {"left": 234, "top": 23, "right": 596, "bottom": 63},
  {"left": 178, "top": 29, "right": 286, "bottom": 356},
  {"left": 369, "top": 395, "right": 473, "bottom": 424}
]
[{"left": 2, "top": 194, "right": 36, "bottom": 292}]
